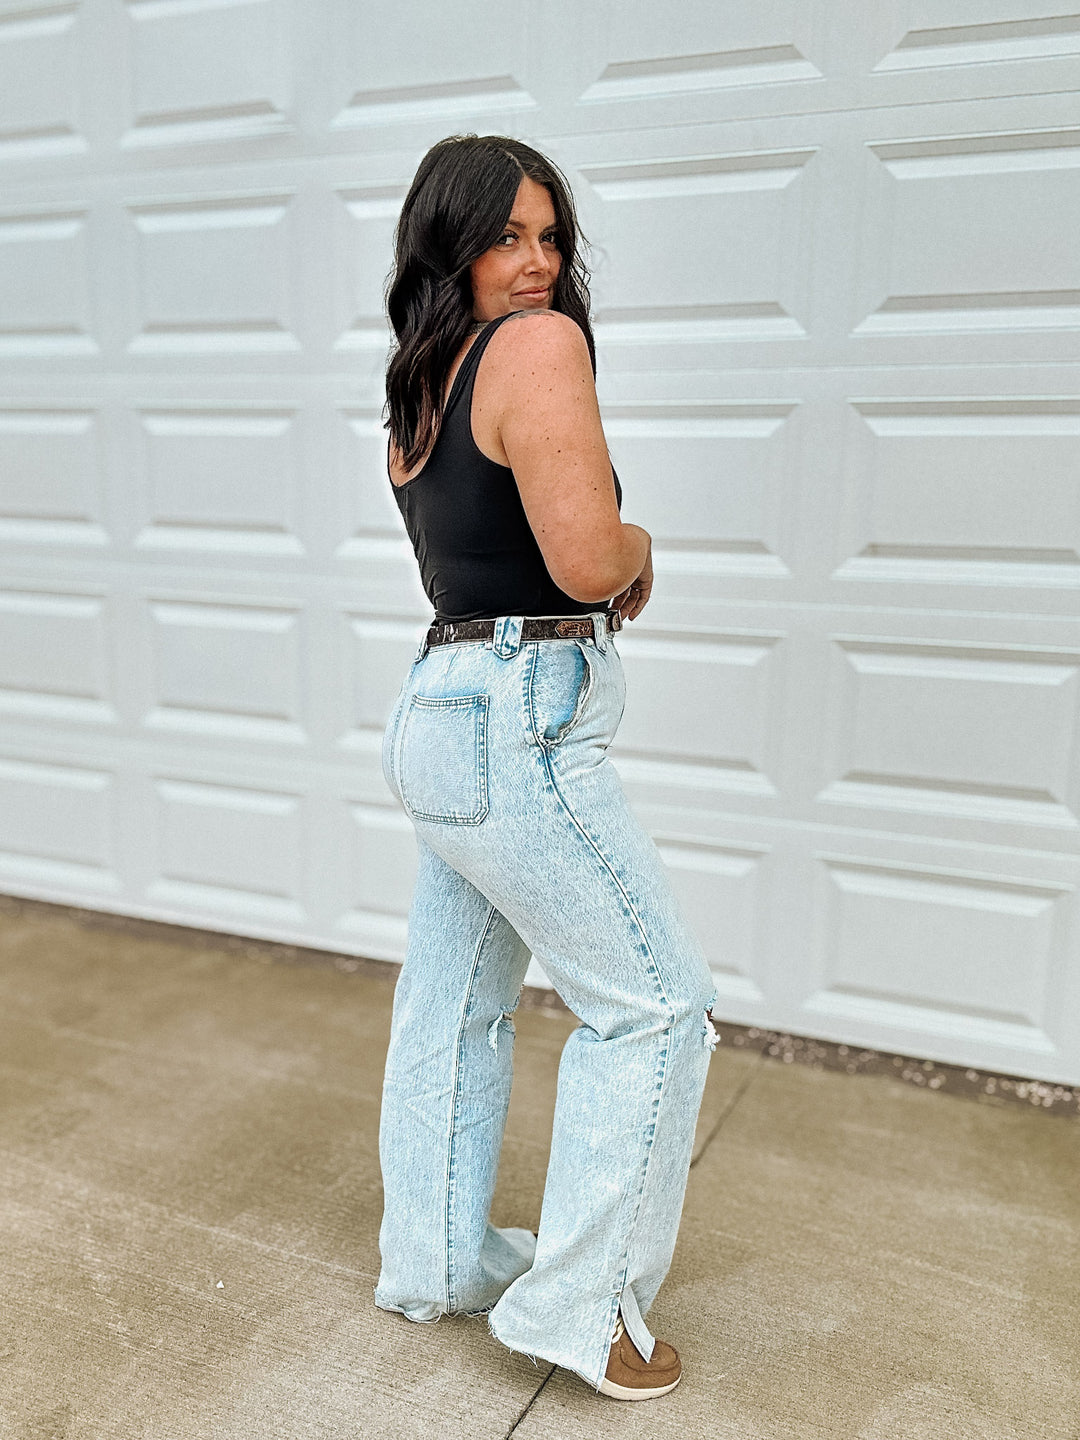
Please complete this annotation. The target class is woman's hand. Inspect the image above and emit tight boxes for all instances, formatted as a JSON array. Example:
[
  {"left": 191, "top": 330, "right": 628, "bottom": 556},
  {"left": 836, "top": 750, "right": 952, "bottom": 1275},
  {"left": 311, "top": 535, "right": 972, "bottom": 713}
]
[{"left": 612, "top": 538, "right": 653, "bottom": 622}]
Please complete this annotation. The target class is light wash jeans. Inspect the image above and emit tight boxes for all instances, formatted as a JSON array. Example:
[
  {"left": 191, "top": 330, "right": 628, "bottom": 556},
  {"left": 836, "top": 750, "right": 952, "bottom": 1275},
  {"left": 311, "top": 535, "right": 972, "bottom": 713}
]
[{"left": 374, "top": 611, "right": 718, "bottom": 1390}]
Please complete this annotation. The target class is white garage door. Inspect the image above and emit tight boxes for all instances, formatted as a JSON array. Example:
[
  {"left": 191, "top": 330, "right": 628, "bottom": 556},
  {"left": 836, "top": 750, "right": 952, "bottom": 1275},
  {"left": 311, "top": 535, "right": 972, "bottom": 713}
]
[{"left": 1, "top": 1, "right": 1078, "bottom": 1083}]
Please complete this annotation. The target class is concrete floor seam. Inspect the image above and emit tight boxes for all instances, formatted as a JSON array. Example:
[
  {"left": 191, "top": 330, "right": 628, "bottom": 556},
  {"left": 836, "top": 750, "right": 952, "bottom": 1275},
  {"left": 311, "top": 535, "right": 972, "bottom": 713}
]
[
  {"left": 503, "top": 1366, "right": 557, "bottom": 1438},
  {"left": 689, "top": 1050, "right": 768, "bottom": 1171}
]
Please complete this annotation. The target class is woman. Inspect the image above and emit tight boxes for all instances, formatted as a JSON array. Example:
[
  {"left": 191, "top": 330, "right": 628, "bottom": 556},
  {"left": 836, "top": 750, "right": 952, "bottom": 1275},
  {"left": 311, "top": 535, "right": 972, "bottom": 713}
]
[{"left": 374, "top": 133, "right": 718, "bottom": 1401}]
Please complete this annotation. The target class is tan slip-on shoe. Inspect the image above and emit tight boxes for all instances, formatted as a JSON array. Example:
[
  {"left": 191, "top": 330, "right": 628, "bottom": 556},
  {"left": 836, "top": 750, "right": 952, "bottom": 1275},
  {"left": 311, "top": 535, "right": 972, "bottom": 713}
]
[{"left": 596, "top": 1314, "right": 682, "bottom": 1400}]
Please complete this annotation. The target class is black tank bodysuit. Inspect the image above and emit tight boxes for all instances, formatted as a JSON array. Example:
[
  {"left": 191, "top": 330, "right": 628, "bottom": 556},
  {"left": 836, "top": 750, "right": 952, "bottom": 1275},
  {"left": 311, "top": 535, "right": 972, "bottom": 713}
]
[{"left": 388, "top": 310, "right": 623, "bottom": 623}]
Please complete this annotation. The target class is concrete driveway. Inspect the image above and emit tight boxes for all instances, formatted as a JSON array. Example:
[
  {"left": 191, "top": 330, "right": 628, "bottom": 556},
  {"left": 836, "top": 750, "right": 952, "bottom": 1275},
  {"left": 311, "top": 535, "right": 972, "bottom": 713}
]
[{"left": 1, "top": 900, "right": 1076, "bottom": 1439}]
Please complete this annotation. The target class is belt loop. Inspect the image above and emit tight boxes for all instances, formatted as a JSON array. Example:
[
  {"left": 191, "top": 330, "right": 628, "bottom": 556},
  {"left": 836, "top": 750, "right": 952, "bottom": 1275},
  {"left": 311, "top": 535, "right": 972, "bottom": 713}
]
[
  {"left": 592, "top": 611, "right": 609, "bottom": 654},
  {"left": 414, "top": 626, "right": 431, "bottom": 662},
  {"left": 492, "top": 614, "right": 523, "bottom": 659}
]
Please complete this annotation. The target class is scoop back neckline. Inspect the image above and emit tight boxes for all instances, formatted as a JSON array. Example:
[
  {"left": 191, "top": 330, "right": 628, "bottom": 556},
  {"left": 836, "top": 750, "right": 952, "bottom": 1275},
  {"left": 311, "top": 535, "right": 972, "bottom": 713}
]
[{"left": 387, "top": 311, "right": 523, "bottom": 491}]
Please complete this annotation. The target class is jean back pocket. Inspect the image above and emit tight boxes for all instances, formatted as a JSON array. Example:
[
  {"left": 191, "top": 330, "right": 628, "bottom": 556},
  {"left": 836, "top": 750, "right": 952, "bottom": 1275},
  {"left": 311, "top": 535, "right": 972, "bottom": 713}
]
[{"left": 398, "top": 692, "right": 490, "bottom": 824}]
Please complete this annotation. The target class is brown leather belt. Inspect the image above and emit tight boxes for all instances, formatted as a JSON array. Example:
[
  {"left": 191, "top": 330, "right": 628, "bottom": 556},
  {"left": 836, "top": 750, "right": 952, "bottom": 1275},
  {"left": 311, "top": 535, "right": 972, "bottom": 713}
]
[{"left": 425, "top": 609, "right": 622, "bottom": 649}]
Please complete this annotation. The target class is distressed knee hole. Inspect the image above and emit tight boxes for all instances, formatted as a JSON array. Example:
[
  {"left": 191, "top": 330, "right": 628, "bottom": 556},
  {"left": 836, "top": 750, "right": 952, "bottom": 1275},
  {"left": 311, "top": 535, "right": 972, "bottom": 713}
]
[
  {"left": 487, "top": 1010, "right": 516, "bottom": 1053},
  {"left": 703, "top": 1006, "right": 720, "bottom": 1052}
]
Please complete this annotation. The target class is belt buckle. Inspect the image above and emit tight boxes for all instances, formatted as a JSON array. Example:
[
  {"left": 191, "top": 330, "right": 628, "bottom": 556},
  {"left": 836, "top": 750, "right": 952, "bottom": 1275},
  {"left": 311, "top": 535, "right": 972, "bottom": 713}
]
[
  {"left": 554, "top": 618, "right": 594, "bottom": 638},
  {"left": 608, "top": 610, "right": 622, "bottom": 632}
]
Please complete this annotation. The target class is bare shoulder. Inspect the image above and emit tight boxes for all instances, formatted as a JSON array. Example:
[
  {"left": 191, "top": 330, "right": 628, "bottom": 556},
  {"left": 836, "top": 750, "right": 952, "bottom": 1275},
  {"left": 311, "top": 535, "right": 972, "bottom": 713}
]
[
  {"left": 471, "top": 312, "right": 596, "bottom": 464},
  {"left": 485, "top": 308, "right": 591, "bottom": 373}
]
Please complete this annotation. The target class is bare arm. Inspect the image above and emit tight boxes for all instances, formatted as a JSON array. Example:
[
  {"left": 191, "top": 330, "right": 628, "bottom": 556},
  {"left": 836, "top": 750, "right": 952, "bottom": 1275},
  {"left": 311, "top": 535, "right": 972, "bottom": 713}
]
[{"left": 487, "top": 311, "right": 651, "bottom": 607}]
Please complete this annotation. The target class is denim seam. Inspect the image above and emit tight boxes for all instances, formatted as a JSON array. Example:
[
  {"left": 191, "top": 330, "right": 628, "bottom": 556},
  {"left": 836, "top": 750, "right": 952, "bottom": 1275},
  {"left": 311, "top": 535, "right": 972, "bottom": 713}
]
[
  {"left": 410, "top": 694, "right": 486, "bottom": 710},
  {"left": 540, "top": 750, "right": 674, "bottom": 1019},
  {"left": 445, "top": 901, "right": 500, "bottom": 1313},
  {"left": 523, "top": 644, "right": 543, "bottom": 749},
  {"left": 383, "top": 691, "right": 404, "bottom": 799},
  {"left": 609, "top": 1030, "right": 670, "bottom": 1367},
  {"left": 389, "top": 692, "right": 406, "bottom": 801},
  {"left": 537, "top": 744, "right": 676, "bottom": 1386}
]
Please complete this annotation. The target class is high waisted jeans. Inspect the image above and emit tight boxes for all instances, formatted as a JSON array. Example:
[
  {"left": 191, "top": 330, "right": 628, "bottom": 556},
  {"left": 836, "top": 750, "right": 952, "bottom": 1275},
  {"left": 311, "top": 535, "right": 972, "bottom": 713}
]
[{"left": 374, "top": 611, "right": 718, "bottom": 1391}]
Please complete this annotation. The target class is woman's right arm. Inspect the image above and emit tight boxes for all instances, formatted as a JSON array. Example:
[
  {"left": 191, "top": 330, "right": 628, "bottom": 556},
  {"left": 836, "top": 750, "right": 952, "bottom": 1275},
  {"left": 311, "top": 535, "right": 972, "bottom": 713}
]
[{"left": 487, "top": 311, "right": 651, "bottom": 607}]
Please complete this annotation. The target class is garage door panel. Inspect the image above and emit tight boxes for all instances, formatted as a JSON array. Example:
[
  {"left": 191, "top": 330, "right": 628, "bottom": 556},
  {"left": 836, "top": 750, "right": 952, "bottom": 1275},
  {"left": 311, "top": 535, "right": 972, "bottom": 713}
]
[
  {"left": 328, "top": 0, "right": 535, "bottom": 127},
  {"left": 149, "top": 776, "right": 305, "bottom": 924},
  {"left": 861, "top": 3, "right": 1080, "bottom": 115},
  {"left": 804, "top": 852, "right": 1069, "bottom": 1063},
  {"left": 0, "top": 407, "right": 105, "bottom": 549},
  {"left": 335, "top": 183, "right": 408, "bottom": 345},
  {"left": 336, "top": 800, "right": 414, "bottom": 959},
  {"left": 142, "top": 599, "right": 305, "bottom": 747},
  {"left": 856, "top": 129, "right": 1080, "bottom": 337},
  {"left": 0, "top": 756, "right": 118, "bottom": 891},
  {"left": 0, "top": 588, "right": 113, "bottom": 727},
  {"left": 0, "top": 204, "right": 95, "bottom": 359},
  {"left": 873, "top": 1, "right": 1080, "bottom": 73},
  {"left": 836, "top": 399, "right": 1080, "bottom": 596},
  {"left": 580, "top": 0, "right": 825, "bottom": 107},
  {"left": 817, "top": 632, "right": 1080, "bottom": 833},
  {"left": 125, "top": 190, "right": 302, "bottom": 359},
  {"left": 338, "top": 408, "right": 403, "bottom": 547},
  {"left": 0, "top": 4, "right": 83, "bottom": 163},
  {"left": 617, "top": 629, "right": 783, "bottom": 793},
  {"left": 122, "top": 0, "right": 292, "bottom": 151},
  {"left": 131, "top": 404, "right": 304, "bottom": 558},
  {"left": 657, "top": 836, "right": 770, "bottom": 1010},
  {"left": 582, "top": 148, "right": 816, "bottom": 342},
  {"left": 336, "top": 612, "right": 420, "bottom": 753},
  {"left": 604, "top": 403, "right": 798, "bottom": 577}
]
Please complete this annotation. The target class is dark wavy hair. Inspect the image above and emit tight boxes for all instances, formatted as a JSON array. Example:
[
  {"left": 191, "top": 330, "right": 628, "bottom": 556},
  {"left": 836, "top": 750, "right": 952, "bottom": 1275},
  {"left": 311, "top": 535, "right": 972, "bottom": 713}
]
[{"left": 383, "top": 133, "right": 595, "bottom": 473}]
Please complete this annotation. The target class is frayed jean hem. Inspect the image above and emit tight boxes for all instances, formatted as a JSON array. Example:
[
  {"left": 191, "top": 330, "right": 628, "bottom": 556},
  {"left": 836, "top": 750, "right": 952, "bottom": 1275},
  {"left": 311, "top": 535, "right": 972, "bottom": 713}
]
[{"left": 373, "top": 1290, "right": 498, "bottom": 1324}]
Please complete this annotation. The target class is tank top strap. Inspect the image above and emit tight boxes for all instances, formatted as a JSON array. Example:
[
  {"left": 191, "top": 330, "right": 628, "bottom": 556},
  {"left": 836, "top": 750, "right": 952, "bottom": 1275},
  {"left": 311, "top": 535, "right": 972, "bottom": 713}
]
[{"left": 444, "top": 310, "right": 525, "bottom": 422}]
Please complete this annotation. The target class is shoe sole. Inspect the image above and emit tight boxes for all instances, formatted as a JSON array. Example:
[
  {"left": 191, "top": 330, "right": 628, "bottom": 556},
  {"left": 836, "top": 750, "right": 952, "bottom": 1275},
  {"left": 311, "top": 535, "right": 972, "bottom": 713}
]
[{"left": 596, "top": 1372, "right": 682, "bottom": 1401}]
